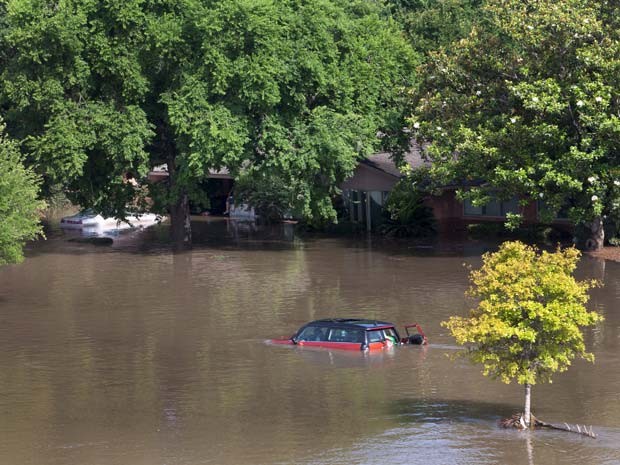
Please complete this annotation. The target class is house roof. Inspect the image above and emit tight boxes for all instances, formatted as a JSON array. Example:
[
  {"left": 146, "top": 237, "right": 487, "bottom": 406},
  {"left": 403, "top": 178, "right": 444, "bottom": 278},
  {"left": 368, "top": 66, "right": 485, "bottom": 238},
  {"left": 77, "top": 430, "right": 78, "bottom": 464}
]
[
  {"left": 148, "top": 142, "right": 427, "bottom": 182},
  {"left": 360, "top": 142, "right": 428, "bottom": 178}
]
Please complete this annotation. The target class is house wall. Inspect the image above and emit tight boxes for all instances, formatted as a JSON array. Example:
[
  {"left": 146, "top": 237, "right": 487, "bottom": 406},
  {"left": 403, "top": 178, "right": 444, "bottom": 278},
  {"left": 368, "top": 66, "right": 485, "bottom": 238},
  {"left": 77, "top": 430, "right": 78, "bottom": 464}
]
[
  {"left": 340, "top": 164, "right": 399, "bottom": 192},
  {"left": 425, "top": 190, "right": 463, "bottom": 222},
  {"left": 426, "top": 189, "right": 573, "bottom": 232},
  {"left": 520, "top": 201, "right": 539, "bottom": 224}
]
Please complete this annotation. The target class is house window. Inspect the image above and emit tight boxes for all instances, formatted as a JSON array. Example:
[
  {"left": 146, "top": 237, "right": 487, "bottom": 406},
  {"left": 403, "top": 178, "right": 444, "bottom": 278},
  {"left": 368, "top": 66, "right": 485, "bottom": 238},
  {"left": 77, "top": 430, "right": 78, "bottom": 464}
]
[
  {"left": 347, "top": 190, "right": 364, "bottom": 223},
  {"left": 463, "top": 196, "right": 519, "bottom": 217}
]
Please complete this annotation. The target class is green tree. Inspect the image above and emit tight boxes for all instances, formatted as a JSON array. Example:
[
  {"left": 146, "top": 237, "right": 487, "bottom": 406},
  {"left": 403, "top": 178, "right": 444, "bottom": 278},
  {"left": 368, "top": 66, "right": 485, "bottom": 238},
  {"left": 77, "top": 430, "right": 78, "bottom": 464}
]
[
  {"left": 0, "top": 0, "right": 417, "bottom": 247},
  {"left": 388, "top": 0, "right": 483, "bottom": 55},
  {"left": 411, "top": 0, "right": 620, "bottom": 249},
  {"left": 0, "top": 120, "right": 45, "bottom": 265},
  {"left": 443, "top": 241, "right": 602, "bottom": 427}
]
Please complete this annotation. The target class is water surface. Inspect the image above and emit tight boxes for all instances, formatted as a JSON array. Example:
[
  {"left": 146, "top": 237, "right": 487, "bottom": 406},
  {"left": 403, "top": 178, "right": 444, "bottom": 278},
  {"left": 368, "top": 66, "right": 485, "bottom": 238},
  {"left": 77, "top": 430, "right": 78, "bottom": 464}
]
[{"left": 1, "top": 219, "right": 618, "bottom": 464}]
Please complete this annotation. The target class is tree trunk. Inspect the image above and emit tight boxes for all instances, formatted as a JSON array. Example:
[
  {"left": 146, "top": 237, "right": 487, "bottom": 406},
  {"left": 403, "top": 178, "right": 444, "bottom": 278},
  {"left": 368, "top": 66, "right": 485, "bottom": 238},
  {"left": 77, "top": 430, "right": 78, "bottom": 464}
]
[
  {"left": 169, "top": 192, "right": 191, "bottom": 249},
  {"left": 584, "top": 216, "right": 604, "bottom": 250},
  {"left": 166, "top": 156, "right": 191, "bottom": 250},
  {"left": 523, "top": 383, "right": 532, "bottom": 428}
]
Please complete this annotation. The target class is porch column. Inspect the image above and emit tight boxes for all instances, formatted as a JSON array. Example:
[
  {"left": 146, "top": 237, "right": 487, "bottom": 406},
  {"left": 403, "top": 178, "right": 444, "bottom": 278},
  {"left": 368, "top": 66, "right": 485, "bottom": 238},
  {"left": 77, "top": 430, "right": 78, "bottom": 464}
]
[{"left": 365, "top": 191, "right": 371, "bottom": 231}]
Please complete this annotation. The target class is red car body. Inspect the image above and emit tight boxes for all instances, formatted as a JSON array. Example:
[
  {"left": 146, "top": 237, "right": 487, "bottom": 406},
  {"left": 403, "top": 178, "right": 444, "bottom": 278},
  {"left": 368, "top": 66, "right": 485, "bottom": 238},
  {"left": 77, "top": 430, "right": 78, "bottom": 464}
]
[{"left": 271, "top": 318, "right": 426, "bottom": 351}]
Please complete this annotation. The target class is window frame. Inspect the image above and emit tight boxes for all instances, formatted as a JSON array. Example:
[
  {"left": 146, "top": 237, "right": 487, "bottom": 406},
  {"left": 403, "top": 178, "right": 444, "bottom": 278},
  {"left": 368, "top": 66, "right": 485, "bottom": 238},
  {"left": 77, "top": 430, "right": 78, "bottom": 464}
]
[{"left": 463, "top": 196, "right": 519, "bottom": 218}]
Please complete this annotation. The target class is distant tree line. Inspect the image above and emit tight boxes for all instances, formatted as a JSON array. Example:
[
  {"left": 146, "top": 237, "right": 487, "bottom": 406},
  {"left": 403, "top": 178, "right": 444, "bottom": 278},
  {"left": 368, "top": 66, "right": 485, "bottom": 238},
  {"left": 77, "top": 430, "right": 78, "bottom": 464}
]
[{"left": 2, "top": 0, "right": 619, "bottom": 260}]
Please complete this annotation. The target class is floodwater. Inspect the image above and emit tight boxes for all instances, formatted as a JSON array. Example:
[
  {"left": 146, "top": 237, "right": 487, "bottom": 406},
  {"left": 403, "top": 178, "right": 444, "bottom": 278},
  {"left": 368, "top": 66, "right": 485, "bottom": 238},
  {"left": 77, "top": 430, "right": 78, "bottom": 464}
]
[{"left": 1, "top": 218, "right": 619, "bottom": 465}]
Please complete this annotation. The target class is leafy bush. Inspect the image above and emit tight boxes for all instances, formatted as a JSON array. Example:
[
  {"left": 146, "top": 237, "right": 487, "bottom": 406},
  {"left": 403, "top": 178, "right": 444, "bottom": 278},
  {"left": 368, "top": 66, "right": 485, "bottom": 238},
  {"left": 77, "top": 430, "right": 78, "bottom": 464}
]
[
  {"left": 378, "top": 178, "right": 436, "bottom": 237},
  {"left": 234, "top": 173, "right": 293, "bottom": 223},
  {"left": 0, "top": 121, "right": 46, "bottom": 264}
]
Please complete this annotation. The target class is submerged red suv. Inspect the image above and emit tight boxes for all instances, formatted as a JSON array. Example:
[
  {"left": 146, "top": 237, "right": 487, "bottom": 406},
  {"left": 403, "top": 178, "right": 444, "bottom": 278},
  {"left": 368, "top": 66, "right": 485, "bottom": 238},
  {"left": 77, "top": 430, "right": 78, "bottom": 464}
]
[{"left": 271, "top": 318, "right": 426, "bottom": 351}]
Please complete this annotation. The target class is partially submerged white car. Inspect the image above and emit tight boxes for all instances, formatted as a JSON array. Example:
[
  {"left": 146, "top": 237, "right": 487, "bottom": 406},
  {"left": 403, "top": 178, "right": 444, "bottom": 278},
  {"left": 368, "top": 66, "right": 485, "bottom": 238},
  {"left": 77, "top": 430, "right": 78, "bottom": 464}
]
[{"left": 60, "top": 209, "right": 161, "bottom": 231}]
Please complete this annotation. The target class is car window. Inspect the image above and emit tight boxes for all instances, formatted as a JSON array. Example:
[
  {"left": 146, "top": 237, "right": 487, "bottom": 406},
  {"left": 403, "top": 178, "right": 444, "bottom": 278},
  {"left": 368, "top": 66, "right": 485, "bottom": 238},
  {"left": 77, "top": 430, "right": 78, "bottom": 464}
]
[
  {"left": 384, "top": 328, "right": 398, "bottom": 343},
  {"left": 327, "top": 328, "right": 364, "bottom": 343},
  {"left": 367, "top": 330, "right": 384, "bottom": 343},
  {"left": 297, "top": 326, "right": 328, "bottom": 341}
]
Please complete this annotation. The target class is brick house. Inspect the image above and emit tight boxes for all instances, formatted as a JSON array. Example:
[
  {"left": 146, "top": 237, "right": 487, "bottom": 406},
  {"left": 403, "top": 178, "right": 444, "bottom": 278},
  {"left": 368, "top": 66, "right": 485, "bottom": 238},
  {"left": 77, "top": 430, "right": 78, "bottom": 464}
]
[{"left": 341, "top": 145, "right": 571, "bottom": 233}]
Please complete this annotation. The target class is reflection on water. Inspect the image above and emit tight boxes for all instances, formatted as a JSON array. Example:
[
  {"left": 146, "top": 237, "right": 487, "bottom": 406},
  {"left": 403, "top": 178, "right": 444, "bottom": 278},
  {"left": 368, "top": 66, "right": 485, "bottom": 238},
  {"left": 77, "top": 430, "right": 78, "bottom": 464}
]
[{"left": 0, "top": 219, "right": 619, "bottom": 465}]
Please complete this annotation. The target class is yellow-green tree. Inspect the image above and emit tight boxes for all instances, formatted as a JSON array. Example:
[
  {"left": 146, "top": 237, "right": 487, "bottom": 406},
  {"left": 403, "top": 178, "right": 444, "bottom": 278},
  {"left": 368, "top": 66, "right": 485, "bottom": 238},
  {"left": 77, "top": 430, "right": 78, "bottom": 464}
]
[{"left": 443, "top": 241, "right": 602, "bottom": 427}]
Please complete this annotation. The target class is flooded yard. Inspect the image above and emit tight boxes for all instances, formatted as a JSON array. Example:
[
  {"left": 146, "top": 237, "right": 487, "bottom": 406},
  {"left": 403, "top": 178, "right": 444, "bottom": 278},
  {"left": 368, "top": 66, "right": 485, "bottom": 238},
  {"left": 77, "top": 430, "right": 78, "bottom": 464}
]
[{"left": 1, "top": 219, "right": 619, "bottom": 464}]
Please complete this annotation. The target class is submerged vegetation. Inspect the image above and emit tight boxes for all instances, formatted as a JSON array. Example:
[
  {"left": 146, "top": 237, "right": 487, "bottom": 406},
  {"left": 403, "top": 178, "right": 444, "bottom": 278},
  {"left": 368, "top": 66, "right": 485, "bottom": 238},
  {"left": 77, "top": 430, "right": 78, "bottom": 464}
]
[{"left": 466, "top": 223, "right": 572, "bottom": 244}]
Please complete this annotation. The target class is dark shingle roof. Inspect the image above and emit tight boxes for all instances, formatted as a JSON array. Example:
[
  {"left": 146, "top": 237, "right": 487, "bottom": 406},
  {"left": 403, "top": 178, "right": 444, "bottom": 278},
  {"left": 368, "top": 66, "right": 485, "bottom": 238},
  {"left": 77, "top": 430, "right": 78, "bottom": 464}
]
[{"left": 360, "top": 142, "right": 428, "bottom": 177}]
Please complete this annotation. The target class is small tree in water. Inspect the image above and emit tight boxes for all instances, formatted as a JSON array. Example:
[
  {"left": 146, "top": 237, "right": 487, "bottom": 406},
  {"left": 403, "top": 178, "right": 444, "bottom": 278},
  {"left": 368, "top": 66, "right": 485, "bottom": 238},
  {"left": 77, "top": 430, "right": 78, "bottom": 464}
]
[{"left": 443, "top": 241, "right": 602, "bottom": 428}]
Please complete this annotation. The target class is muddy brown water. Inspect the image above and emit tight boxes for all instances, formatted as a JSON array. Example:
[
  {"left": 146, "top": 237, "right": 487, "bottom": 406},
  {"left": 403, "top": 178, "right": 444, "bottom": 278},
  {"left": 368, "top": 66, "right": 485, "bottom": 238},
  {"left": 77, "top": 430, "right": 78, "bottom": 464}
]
[{"left": 1, "top": 218, "right": 619, "bottom": 465}]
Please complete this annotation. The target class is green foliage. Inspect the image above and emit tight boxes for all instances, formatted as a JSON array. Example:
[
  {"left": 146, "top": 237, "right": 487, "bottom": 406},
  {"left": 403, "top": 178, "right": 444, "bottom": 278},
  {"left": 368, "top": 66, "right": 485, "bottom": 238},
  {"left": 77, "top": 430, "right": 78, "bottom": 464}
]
[
  {"left": 379, "top": 177, "right": 436, "bottom": 237},
  {"left": 608, "top": 236, "right": 620, "bottom": 247},
  {"left": 443, "top": 241, "right": 602, "bottom": 385},
  {"left": 411, "top": 0, "right": 620, "bottom": 232},
  {"left": 0, "top": 0, "right": 161, "bottom": 218},
  {"left": 178, "top": 0, "right": 419, "bottom": 225},
  {"left": 234, "top": 172, "right": 292, "bottom": 223},
  {"left": 388, "top": 0, "right": 483, "bottom": 55},
  {"left": 0, "top": 0, "right": 418, "bottom": 231},
  {"left": 0, "top": 120, "right": 45, "bottom": 265}
]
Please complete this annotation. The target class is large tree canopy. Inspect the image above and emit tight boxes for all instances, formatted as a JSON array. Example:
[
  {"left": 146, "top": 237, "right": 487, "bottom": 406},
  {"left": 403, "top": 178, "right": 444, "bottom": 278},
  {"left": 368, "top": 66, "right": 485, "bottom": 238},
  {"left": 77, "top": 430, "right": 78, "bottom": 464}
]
[
  {"left": 411, "top": 0, "right": 620, "bottom": 248},
  {"left": 0, "top": 0, "right": 417, "bottom": 245},
  {"left": 0, "top": 120, "right": 45, "bottom": 265}
]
